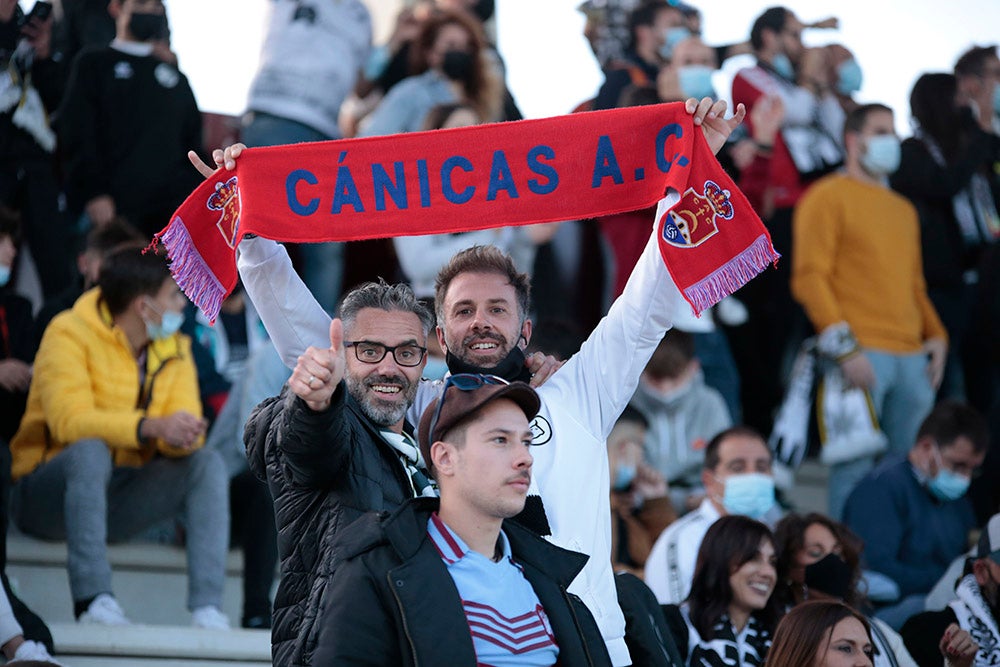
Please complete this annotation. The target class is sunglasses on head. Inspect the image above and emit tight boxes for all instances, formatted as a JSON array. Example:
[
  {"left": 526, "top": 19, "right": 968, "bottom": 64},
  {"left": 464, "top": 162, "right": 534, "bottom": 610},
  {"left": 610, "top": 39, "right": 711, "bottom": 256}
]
[{"left": 427, "top": 373, "right": 508, "bottom": 444}]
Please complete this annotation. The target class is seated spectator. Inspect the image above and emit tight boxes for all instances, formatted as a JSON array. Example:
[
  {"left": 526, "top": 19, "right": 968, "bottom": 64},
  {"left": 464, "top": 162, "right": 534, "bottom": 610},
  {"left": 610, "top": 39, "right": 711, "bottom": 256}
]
[
  {"left": 607, "top": 406, "right": 674, "bottom": 578},
  {"left": 662, "top": 515, "right": 781, "bottom": 666},
  {"left": 313, "top": 376, "right": 612, "bottom": 665},
  {"left": 9, "top": 246, "right": 230, "bottom": 629},
  {"left": 902, "top": 512, "right": 1000, "bottom": 667},
  {"left": 843, "top": 401, "right": 989, "bottom": 631},
  {"left": 765, "top": 600, "right": 875, "bottom": 667},
  {"left": 645, "top": 426, "right": 780, "bottom": 605},
  {"left": 57, "top": 0, "right": 202, "bottom": 236},
  {"left": 773, "top": 513, "right": 918, "bottom": 667},
  {"left": 629, "top": 329, "right": 732, "bottom": 513}
]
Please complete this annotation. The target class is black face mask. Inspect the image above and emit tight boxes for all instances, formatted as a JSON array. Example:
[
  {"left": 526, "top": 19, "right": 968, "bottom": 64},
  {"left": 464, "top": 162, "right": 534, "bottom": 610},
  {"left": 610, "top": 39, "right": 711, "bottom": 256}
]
[
  {"left": 445, "top": 344, "right": 532, "bottom": 384},
  {"left": 128, "top": 13, "right": 168, "bottom": 42},
  {"left": 441, "top": 50, "right": 474, "bottom": 82},
  {"left": 805, "top": 553, "right": 853, "bottom": 601}
]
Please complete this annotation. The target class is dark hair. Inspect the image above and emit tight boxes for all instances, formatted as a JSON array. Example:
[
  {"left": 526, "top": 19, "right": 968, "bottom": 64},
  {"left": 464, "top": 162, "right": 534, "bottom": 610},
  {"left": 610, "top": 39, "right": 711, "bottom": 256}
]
[
  {"left": 421, "top": 102, "right": 479, "bottom": 131},
  {"left": 843, "top": 103, "right": 893, "bottom": 141},
  {"left": 954, "top": 44, "right": 999, "bottom": 78},
  {"left": 409, "top": 9, "right": 495, "bottom": 120},
  {"left": 765, "top": 600, "right": 872, "bottom": 667},
  {"left": 434, "top": 245, "right": 531, "bottom": 327},
  {"left": 909, "top": 72, "right": 962, "bottom": 160},
  {"left": 703, "top": 425, "right": 769, "bottom": 471},
  {"left": 773, "top": 513, "right": 864, "bottom": 608},
  {"left": 618, "top": 83, "right": 662, "bottom": 107},
  {"left": 526, "top": 317, "right": 584, "bottom": 360},
  {"left": 644, "top": 329, "right": 695, "bottom": 380},
  {"left": 626, "top": 1, "right": 672, "bottom": 52},
  {"left": 339, "top": 278, "right": 434, "bottom": 338},
  {"left": 0, "top": 206, "right": 21, "bottom": 245},
  {"left": 917, "top": 399, "right": 990, "bottom": 454},
  {"left": 687, "top": 515, "right": 781, "bottom": 639},
  {"left": 750, "top": 7, "right": 788, "bottom": 52},
  {"left": 97, "top": 246, "right": 172, "bottom": 316},
  {"left": 83, "top": 217, "right": 144, "bottom": 256}
]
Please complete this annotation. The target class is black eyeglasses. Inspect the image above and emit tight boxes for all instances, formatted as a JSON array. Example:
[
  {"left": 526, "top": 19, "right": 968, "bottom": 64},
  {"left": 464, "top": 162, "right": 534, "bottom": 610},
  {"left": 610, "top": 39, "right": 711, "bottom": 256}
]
[
  {"left": 428, "top": 373, "right": 508, "bottom": 443},
  {"left": 344, "top": 341, "right": 427, "bottom": 367}
]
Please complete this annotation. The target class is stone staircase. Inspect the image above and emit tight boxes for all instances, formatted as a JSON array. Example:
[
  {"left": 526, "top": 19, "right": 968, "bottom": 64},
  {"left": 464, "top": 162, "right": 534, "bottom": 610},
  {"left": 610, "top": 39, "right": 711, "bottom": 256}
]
[{"left": 5, "top": 530, "right": 271, "bottom": 666}]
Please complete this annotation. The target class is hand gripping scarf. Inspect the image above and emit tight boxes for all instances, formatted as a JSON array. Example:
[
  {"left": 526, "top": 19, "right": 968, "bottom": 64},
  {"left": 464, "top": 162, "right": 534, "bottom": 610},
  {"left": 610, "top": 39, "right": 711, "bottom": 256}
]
[{"left": 153, "top": 102, "right": 778, "bottom": 322}]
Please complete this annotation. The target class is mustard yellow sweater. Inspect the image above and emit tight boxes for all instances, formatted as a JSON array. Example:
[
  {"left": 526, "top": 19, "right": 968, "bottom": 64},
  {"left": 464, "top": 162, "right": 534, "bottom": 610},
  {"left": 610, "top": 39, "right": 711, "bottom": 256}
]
[{"left": 791, "top": 174, "right": 947, "bottom": 352}]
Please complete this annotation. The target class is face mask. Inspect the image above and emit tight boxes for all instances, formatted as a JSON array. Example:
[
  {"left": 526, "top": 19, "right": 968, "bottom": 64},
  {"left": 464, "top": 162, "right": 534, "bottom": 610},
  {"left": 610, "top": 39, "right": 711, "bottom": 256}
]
[
  {"left": 144, "top": 300, "right": 184, "bottom": 341},
  {"left": 658, "top": 26, "right": 692, "bottom": 60},
  {"left": 613, "top": 463, "right": 637, "bottom": 492},
  {"left": 836, "top": 59, "right": 863, "bottom": 95},
  {"left": 926, "top": 446, "right": 972, "bottom": 501},
  {"left": 804, "top": 552, "right": 853, "bottom": 600},
  {"left": 719, "top": 472, "right": 775, "bottom": 519},
  {"left": 0, "top": 265, "right": 10, "bottom": 287},
  {"left": 128, "top": 13, "right": 168, "bottom": 42},
  {"left": 445, "top": 344, "right": 532, "bottom": 384},
  {"left": 441, "top": 50, "right": 474, "bottom": 82},
  {"left": 771, "top": 53, "right": 795, "bottom": 81},
  {"left": 992, "top": 83, "right": 1000, "bottom": 115},
  {"left": 860, "top": 135, "right": 901, "bottom": 175},
  {"left": 677, "top": 64, "right": 716, "bottom": 100}
]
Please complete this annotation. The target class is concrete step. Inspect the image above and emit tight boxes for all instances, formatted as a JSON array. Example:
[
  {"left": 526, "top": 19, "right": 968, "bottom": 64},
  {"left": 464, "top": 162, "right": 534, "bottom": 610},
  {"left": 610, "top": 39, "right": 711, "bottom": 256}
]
[{"left": 50, "top": 622, "right": 270, "bottom": 666}]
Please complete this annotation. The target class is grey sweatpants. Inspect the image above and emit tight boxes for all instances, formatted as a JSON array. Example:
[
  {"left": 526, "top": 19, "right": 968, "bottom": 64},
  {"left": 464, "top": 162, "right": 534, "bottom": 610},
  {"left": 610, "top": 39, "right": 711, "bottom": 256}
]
[{"left": 13, "top": 439, "right": 229, "bottom": 610}]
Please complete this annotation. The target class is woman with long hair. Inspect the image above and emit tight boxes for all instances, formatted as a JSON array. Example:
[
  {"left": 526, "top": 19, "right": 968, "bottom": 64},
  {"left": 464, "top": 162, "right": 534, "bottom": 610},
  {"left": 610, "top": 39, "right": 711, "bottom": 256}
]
[
  {"left": 663, "top": 515, "right": 782, "bottom": 666},
  {"left": 765, "top": 600, "right": 874, "bottom": 667},
  {"left": 773, "top": 513, "right": 917, "bottom": 667}
]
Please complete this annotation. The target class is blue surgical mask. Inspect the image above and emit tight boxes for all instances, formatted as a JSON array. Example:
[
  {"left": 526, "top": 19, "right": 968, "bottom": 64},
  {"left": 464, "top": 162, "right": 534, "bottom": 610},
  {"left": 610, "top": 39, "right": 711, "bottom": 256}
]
[
  {"left": 678, "top": 64, "right": 716, "bottom": 100},
  {"left": 861, "top": 135, "right": 901, "bottom": 175},
  {"left": 144, "top": 300, "right": 184, "bottom": 341},
  {"left": 992, "top": 83, "right": 1000, "bottom": 115},
  {"left": 659, "top": 26, "right": 692, "bottom": 60},
  {"left": 720, "top": 473, "right": 775, "bottom": 519},
  {"left": 613, "top": 463, "right": 637, "bottom": 492},
  {"left": 836, "top": 59, "right": 863, "bottom": 95},
  {"left": 771, "top": 53, "right": 794, "bottom": 81},
  {"left": 927, "top": 447, "right": 972, "bottom": 502},
  {"left": 0, "top": 265, "right": 10, "bottom": 287}
]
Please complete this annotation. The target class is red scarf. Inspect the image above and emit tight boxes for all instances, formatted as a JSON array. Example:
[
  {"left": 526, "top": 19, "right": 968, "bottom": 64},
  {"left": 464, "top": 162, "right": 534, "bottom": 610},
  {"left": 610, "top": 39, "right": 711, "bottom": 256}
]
[{"left": 154, "top": 102, "right": 777, "bottom": 321}]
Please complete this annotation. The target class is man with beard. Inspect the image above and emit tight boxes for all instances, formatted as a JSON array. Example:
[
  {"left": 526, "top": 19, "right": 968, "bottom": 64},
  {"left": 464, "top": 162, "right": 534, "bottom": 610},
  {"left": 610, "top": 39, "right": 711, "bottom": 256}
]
[
  {"left": 243, "top": 280, "right": 434, "bottom": 666},
  {"left": 202, "top": 96, "right": 744, "bottom": 666},
  {"left": 901, "top": 512, "right": 997, "bottom": 666}
]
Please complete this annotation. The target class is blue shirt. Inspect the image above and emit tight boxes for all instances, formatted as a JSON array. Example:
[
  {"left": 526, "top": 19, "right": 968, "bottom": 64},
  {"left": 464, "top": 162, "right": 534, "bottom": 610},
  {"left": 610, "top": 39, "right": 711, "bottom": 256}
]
[{"left": 427, "top": 513, "right": 559, "bottom": 667}]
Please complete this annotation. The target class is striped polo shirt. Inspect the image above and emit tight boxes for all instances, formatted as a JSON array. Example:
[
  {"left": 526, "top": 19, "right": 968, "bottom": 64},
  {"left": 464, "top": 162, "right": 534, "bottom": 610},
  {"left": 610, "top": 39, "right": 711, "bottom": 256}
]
[{"left": 427, "top": 513, "right": 560, "bottom": 667}]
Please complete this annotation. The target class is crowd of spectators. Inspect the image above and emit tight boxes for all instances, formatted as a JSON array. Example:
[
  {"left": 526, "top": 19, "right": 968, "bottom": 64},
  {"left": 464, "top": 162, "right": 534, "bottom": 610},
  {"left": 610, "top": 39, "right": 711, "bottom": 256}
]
[{"left": 0, "top": 0, "right": 998, "bottom": 665}]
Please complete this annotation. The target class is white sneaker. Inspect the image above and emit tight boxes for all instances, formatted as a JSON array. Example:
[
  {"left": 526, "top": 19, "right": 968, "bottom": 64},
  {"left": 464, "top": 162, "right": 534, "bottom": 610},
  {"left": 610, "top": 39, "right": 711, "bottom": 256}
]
[
  {"left": 192, "top": 605, "right": 230, "bottom": 630},
  {"left": 78, "top": 593, "right": 131, "bottom": 626},
  {"left": 11, "top": 639, "right": 64, "bottom": 665}
]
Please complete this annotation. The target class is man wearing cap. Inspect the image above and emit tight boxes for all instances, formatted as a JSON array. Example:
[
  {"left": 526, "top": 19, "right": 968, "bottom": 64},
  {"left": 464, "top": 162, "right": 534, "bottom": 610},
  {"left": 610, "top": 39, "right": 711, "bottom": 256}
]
[
  {"left": 313, "top": 375, "right": 611, "bottom": 666},
  {"left": 244, "top": 280, "right": 435, "bottom": 667},
  {"left": 900, "top": 513, "right": 999, "bottom": 666}
]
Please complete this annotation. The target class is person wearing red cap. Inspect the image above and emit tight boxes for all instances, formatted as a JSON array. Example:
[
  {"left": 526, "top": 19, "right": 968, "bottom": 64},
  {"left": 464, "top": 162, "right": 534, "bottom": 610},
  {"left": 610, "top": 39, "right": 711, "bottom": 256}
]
[{"left": 313, "top": 374, "right": 611, "bottom": 666}]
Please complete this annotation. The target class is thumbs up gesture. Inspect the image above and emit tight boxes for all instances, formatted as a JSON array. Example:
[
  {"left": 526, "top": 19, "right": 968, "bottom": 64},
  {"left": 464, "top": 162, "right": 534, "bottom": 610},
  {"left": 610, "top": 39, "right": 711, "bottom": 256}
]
[{"left": 291, "top": 319, "right": 346, "bottom": 412}]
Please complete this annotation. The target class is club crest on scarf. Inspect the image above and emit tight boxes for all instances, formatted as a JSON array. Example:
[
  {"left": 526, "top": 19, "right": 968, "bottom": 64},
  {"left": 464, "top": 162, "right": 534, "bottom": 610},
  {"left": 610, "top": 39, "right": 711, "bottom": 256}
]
[
  {"left": 208, "top": 177, "right": 241, "bottom": 249},
  {"left": 660, "top": 180, "right": 735, "bottom": 248}
]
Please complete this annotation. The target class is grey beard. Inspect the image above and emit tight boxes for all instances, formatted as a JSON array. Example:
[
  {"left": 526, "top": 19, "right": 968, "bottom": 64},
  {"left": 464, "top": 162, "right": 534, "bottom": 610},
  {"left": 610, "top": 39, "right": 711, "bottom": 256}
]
[{"left": 346, "top": 373, "right": 413, "bottom": 427}]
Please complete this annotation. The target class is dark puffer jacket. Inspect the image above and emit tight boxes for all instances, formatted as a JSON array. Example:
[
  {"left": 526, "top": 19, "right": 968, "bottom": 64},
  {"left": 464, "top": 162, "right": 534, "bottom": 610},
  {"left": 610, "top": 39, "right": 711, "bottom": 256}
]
[
  {"left": 313, "top": 497, "right": 613, "bottom": 667},
  {"left": 244, "top": 382, "right": 415, "bottom": 667}
]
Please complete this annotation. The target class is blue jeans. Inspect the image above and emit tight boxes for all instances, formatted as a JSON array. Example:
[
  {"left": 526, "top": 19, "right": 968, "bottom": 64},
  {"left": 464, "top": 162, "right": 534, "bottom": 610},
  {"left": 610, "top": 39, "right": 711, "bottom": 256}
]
[
  {"left": 242, "top": 112, "right": 344, "bottom": 315},
  {"left": 828, "top": 349, "right": 935, "bottom": 520}
]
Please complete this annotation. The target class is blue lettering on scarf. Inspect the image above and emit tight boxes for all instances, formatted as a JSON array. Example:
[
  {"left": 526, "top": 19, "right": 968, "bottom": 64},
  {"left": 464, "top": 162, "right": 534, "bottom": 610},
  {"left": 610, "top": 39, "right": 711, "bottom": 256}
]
[
  {"left": 441, "top": 156, "right": 475, "bottom": 204},
  {"left": 527, "top": 145, "right": 558, "bottom": 195},
  {"left": 331, "top": 165, "right": 364, "bottom": 214},
  {"left": 656, "top": 124, "right": 690, "bottom": 173},
  {"left": 372, "top": 162, "right": 408, "bottom": 211},
  {"left": 486, "top": 150, "right": 519, "bottom": 201},
  {"left": 592, "top": 135, "right": 624, "bottom": 187},
  {"left": 416, "top": 159, "right": 431, "bottom": 208},
  {"left": 286, "top": 169, "right": 319, "bottom": 216}
]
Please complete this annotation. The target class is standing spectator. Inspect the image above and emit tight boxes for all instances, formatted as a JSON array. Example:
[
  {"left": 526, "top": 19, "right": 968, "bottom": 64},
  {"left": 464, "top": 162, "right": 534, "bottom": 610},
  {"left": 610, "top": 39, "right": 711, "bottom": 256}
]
[
  {"left": 661, "top": 515, "right": 782, "bottom": 666},
  {"left": 729, "top": 6, "right": 845, "bottom": 437},
  {"left": 644, "top": 426, "right": 780, "bottom": 605},
  {"left": 9, "top": 246, "right": 230, "bottom": 629},
  {"left": 57, "top": 0, "right": 202, "bottom": 237},
  {"left": 358, "top": 8, "right": 500, "bottom": 137},
  {"left": 242, "top": 0, "right": 371, "bottom": 316},
  {"left": 889, "top": 72, "right": 1000, "bottom": 408},
  {"left": 0, "top": 0, "right": 74, "bottom": 298},
  {"left": 954, "top": 45, "right": 1000, "bottom": 136},
  {"left": 792, "top": 102, "right": 948, "bottom": 519},
  {"left": 842, "top": 401, "right": 988, "bottom": 631}
]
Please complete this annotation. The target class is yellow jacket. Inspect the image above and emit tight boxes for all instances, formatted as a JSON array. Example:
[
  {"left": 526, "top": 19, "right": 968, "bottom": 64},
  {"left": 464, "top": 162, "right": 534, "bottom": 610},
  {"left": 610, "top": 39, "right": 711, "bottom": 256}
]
[{"left": 11, "top": 288, "right": 203, "bottom": 481}]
